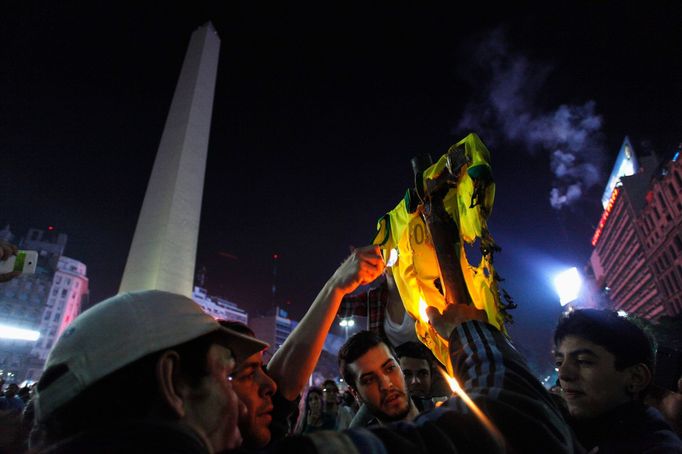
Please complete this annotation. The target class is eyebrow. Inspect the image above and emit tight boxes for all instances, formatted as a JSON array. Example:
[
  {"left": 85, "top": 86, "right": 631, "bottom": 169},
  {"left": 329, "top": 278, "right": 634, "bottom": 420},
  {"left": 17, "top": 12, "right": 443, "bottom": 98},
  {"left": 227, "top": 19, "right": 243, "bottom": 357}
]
[
  {"left": 359, "top": 359, "right": 394, "bottom": 381},
  {"left": 554, "top": 348, "right": 598, "bottom": 358}
]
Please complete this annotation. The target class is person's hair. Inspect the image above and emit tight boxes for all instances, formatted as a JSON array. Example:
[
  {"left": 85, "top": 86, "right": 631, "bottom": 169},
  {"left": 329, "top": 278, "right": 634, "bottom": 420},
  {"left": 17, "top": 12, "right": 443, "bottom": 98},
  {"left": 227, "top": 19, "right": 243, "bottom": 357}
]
[
  {"left": 338, "top": 330, "right": 393, "bottom": 390},
  {"left": 37, "top": 331, "right": 223, "bottom": 445},
  {"left": 294, "top": 387, "right": 323, "bottom": 434},
  {"left": 554, "top": 309, "right": 656, "bottom": 372},
  {"left": 395, "top": 341, "right": 432, "bottom": 363},
  {"left": 322, "top": 379, "right": 338, "bottom": 391}
]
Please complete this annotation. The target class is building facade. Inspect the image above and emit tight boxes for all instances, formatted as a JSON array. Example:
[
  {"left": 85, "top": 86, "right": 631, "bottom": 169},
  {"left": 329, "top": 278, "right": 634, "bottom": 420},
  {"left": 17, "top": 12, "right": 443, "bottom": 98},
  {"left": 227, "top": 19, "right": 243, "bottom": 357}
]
[
  {"left": 0, "top": 227, "right": 88, "bottom": 382},
  {"left": 192, "top": 286, "right": 248, "bottom": 325},
  {"left": 250, "top": 307, "right": 296, "bottom": 357},
  {"left": 589, "top": 144, "right": 682, "bottom": 319}
]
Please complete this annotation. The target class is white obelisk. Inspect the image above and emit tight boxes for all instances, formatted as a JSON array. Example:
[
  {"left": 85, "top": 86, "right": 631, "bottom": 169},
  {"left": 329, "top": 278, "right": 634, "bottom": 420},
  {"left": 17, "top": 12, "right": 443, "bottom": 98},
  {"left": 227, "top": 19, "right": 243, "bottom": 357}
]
[{"left": 119, "top": 23, "right": 220, "bottom": 297}]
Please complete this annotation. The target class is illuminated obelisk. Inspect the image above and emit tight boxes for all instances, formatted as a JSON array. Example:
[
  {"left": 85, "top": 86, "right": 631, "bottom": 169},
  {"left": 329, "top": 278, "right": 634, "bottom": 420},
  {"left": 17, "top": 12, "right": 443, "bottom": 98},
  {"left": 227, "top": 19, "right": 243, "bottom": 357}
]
[{"left": 119, "top": 23, "right": 220, "bottom": 297}]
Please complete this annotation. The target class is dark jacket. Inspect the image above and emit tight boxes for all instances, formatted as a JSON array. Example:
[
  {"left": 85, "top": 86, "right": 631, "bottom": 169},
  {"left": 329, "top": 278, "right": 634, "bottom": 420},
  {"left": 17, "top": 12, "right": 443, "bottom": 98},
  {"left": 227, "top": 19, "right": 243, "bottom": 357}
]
[
  {"left": 571, "top": 401, "right": 682, "bottom": 453},
  {"left": 38, "top": 420, "right": 210, "bottom": 454}
]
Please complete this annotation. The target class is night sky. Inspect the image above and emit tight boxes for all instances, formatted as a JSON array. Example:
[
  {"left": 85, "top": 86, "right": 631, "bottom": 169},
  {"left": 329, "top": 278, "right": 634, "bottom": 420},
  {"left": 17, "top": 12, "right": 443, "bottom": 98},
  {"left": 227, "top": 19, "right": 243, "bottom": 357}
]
[{"left": 2, "top": 2, "right": 681, "bottom": 374}]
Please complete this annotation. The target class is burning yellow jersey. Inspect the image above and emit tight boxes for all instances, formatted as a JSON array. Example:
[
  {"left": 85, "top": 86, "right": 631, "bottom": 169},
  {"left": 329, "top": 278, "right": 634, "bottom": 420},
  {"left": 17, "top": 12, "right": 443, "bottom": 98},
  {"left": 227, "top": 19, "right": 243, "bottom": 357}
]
[{"left": 372, "top": 133, "right": 507, "bottom": 371}]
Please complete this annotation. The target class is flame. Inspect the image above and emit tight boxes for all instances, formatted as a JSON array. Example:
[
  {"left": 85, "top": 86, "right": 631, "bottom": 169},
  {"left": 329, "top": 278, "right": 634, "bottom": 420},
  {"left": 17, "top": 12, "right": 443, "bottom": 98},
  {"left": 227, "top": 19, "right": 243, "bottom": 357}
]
[
  {"left": 418, "top": 297, "right": 429, "bottom": 322},
  {"left": 438, "top": 367, "right": 505, "bottom": 449}
]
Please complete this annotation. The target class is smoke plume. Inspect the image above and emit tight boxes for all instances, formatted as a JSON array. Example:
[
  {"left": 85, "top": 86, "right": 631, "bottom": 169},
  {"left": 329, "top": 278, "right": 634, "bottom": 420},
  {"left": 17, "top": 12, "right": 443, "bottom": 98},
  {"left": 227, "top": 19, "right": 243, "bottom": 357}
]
[{"left": 456, "top": 29, "right": 604, "bottom": 210}]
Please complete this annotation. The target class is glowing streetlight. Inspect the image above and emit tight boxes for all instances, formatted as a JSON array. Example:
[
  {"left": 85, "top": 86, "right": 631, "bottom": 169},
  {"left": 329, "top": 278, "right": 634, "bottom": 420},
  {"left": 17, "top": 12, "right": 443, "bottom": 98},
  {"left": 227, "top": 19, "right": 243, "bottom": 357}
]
[
  {"left": 339, "top": 318, "right": 355, "bottom": 340},
  {"left": 0, "top": 324, "right": 40, "bottom": 341},
  {"left": 553, "top": 267, "right": 582, "bottom": 306}
]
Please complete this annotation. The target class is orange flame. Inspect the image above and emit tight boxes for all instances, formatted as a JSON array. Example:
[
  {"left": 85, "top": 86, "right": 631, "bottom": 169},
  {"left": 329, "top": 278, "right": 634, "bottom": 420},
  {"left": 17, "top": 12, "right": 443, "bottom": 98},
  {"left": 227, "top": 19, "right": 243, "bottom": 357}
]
[
  {"left": 418, "top": 297, "right": 429, "bottom": 322},
  {"left": 438, "top": 367, "right": 505, "bottom": 449}
]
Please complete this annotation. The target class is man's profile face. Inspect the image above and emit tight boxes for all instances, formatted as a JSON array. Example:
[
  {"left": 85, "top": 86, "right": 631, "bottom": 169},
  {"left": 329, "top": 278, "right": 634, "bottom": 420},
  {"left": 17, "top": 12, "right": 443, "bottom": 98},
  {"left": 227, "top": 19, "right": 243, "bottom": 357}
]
[
  {"left": 348, "top": 343, "right": 410, "bottom": 422},
  {"left": 554, "top": 335, "right": 632, "bottom": 419},
  {"left": 399, "top": 357, "right": 431, "bottom": 398},
  {"left": 230, "top": 351, "right": 277, "bottom": 448},
  {"left": 183, "top": 344, "right": 244, "bottom": 452}
]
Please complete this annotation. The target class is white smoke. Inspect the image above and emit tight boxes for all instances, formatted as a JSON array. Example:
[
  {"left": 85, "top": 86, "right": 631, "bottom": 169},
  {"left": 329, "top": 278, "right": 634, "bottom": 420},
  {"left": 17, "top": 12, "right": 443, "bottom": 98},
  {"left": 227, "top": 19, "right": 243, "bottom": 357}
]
[{"left": 456, "top": 29, "right": 604, "bottom": 210}]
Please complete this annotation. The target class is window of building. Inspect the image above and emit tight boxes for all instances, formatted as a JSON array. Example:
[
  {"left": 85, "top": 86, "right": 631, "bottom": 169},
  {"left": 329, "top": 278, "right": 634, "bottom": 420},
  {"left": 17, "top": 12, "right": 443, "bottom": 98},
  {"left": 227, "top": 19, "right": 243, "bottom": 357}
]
[
  {"left": 674, "top": 170, "right": 682, "bottom": 189},
  {"left": 61, "top": 288, "right": 67, "bottom": 298}
]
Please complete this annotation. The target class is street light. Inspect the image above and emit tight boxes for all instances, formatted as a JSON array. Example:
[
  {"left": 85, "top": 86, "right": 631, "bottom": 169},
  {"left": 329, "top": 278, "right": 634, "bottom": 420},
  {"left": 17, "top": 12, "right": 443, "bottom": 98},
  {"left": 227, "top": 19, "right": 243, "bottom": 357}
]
[
  {"left": 340, "top": 318, "right": 355, "bottom": 339},
  {"left": 553, "top": 267, "right": 582, "bottom": 306},
  {"left": 0, "top": 324, "right": 40, "bottom": 341}
]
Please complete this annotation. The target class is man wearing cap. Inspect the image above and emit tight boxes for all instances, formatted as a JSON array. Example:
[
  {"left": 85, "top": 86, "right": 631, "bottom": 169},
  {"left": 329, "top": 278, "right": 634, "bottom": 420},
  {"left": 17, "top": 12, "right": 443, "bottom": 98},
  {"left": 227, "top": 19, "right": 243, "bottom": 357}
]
[{"left": 32, "top": 290, "right": 267, "bottom": 453}]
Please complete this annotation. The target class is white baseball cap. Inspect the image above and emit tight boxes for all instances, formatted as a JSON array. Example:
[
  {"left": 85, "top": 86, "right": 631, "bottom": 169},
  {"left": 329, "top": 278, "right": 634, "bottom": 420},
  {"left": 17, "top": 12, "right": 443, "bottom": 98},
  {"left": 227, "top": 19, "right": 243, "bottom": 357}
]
[{"left": 34, "top": 290, "right": 268, "bottom": 421}]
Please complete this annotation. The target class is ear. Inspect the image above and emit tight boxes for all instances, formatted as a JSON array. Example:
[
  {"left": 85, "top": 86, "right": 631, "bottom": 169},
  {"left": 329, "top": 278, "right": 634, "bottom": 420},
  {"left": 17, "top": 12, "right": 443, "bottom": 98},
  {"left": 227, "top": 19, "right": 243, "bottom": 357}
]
[
  {"left": 625, "top": 363, "right": 652, "bottom": 397},
  {"left": 156, "top": 350, "right": 186, "bottom": 418},
  {"left": 348, "top": 385, "right": 363, "bottom": 403}
]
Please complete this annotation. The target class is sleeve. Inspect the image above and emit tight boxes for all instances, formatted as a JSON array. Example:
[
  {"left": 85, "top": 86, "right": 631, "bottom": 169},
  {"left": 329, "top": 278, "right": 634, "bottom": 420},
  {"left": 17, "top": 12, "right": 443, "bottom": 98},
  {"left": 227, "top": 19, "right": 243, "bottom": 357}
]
[{"left": 270, "top": 320, "right": 580, "bottom": 454}]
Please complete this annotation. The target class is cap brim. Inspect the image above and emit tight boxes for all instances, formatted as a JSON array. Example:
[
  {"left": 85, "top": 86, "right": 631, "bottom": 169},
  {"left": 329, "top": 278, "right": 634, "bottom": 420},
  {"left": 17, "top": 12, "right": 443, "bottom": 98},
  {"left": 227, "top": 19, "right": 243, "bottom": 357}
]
[{"left": 216, "top": 326, "right": 269, "bottom": 364}]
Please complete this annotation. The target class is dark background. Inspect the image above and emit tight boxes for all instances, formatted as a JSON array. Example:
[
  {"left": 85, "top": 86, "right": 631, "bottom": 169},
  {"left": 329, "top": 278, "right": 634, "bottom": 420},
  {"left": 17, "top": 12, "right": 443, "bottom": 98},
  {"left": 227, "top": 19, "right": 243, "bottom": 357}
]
[{"left": 2, "top": 1, "right": 681, "bottom": 374}]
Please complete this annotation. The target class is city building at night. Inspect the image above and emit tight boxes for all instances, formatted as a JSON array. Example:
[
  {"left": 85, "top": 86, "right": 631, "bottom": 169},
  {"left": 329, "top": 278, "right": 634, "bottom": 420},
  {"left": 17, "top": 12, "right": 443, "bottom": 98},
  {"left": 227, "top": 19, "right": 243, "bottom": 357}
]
[
  {"left": 250, "top": 307, "right": 296, "bottom": 356},
  {"left": 192, "top": 286, "right": 248, "bottom": 325},
  {"left": 588, "top": 139, "right": 682, "bottom": 319},
  {"left": 0, "top": 227, "right": 88, "bottom": 382}
]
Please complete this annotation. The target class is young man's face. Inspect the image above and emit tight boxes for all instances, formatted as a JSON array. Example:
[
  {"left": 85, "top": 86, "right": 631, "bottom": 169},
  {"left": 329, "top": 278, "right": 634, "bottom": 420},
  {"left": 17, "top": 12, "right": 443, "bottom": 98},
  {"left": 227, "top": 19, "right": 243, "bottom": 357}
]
[
  {"left": 230, "top": 351, "right": 277, "bottom": 449},
  {"left": 399, "top": 356, "right": 431, "bottom": 398},
  {"left": 184, "top": 344, "right": 244, "bottom": 452},
  {"left": 348, "top": 343, "right": 411, "bottom": 422},
  {"left": 554, "top": 335, "right": 632, "bottom": 419},
  {"left": 322, "top": 383, "right": 339, "bottom": 407}
]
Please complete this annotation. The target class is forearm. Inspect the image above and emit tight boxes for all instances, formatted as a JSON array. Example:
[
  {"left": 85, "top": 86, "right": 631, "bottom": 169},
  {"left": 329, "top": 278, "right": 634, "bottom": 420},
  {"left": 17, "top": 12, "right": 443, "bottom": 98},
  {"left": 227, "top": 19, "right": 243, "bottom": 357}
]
[
  {"left": 268, "top": 279, "right": 345, "bottom": 400},
  {"left": 446, "top": 320, "right": 576, "bottom": 453}
]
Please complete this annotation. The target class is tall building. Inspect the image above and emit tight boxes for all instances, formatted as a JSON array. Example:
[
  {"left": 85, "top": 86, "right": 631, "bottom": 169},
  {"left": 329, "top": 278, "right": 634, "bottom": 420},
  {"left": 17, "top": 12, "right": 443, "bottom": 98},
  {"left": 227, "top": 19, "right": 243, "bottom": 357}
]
[
  {"left": 192, "top": 286, "right": 248, "bottom": 325},
  {"left": 588, "top": 140, "right": 682, "bottom": 319},
  {"left": 0, "top": 227, "right": 88, "bottom": 382},
  {"left": 250, "top": 307, "right": 296, "bottom": 357},
  {"left": 120, "top": 23, "right": 220, "bottom": 297}
]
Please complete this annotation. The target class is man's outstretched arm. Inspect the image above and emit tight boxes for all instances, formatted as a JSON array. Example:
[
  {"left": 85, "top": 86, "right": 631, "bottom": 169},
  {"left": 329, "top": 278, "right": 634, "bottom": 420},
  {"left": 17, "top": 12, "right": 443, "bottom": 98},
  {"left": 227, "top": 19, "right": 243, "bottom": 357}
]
[{"left": 267, "top": 246, "right": 384, "bottom": 400}]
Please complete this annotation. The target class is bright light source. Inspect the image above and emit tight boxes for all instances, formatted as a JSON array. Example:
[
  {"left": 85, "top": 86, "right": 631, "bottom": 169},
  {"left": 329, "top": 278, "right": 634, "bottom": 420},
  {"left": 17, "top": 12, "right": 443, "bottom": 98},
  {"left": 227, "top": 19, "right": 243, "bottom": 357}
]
[
  {"left": 339, "top": 319, "right": 348, "bottom": 327},
  {"left": 386, "top": 248, "right": 399, "bottom": 267},
  {"left": 418, "top": 297, "right": 429, "bottom": 322},
  {"left": 617, "top": 310, "right": 628, "bottom": 317},
  {"left": 339, "top": 318, "right": 354, "bottom": 328},
  {"left": 346, "top": 319, "right": 355, "bottom": 327},
  {"left": 554, "top": 267, "right": 581, "bottom": 306},
  {"left": 0, "top": 325, "right": 40, "bottom": 341}
]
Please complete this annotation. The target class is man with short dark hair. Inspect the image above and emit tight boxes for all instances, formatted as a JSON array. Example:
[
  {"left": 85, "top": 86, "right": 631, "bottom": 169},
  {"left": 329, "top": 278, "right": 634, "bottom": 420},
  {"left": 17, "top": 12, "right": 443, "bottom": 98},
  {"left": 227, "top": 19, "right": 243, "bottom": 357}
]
[
  {"left": 554, "top": 309, "right": 682, "bottom": 452},
  {"left": 339, "top": 330, "right": 419, "bottom": 426},
  {"left": 394, "top": 341, "right": 432, "bottom": 400},
  {"left": 32, "top": 290, "right": 267, "bottom": 453}
]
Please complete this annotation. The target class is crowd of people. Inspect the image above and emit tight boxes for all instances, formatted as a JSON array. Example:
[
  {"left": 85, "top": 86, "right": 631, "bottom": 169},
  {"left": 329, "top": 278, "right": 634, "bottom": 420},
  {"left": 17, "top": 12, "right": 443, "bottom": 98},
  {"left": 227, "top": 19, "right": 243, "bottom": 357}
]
[{"left": 0, "top": 240, "right": 681, "bottom": 453}]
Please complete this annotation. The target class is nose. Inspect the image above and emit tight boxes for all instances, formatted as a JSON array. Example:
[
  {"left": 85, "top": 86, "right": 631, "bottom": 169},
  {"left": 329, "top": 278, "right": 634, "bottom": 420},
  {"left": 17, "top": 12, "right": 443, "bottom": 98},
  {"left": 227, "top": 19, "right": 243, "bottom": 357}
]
[
  {"left": 557, "top": 360, "right": 575, "bottom": 383},
  {"left": 378, "top": 373, "right": 394, "bottom": 391},
  {"left": 258, "top": 369, "right": 277, "bottom": 397}
]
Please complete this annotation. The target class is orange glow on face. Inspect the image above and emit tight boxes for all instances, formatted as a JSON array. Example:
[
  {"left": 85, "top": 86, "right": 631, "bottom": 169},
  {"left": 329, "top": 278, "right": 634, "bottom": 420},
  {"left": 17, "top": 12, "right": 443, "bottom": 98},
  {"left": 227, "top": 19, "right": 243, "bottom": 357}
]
[{"left": 438, "top": 368, "right": 505, "bottom": 449}]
